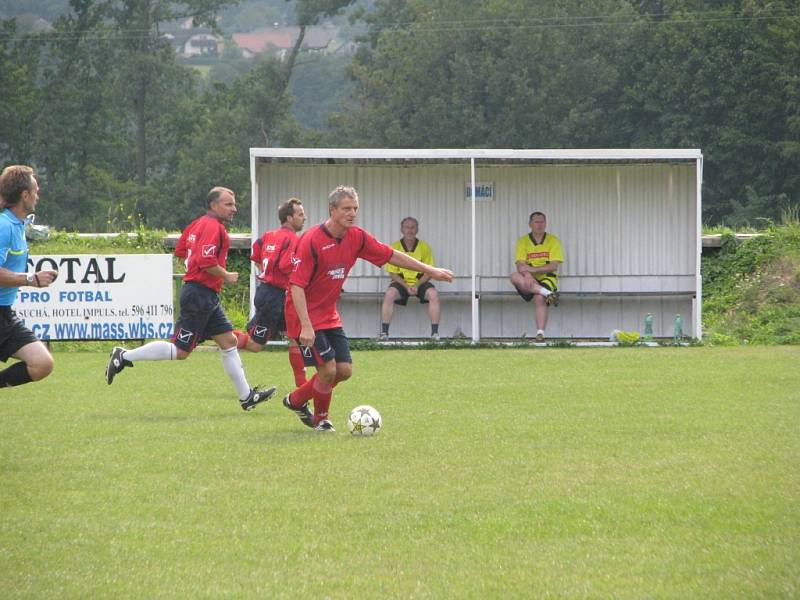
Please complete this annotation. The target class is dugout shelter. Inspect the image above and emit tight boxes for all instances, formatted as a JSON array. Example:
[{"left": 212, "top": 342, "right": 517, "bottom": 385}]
[{"left": 249, "top": 148, "right": 703, "bottom": 341}]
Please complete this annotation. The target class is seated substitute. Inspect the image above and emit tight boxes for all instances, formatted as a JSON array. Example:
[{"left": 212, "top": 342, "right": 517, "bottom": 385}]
[
  {"left": 379, "top": 217, "right": 441, "bottom": 341},
  {"left": 509, "top": 211, "right": 564, "bottom": 343}
]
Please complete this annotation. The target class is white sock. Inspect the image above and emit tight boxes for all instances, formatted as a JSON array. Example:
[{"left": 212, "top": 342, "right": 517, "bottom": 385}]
[
  {"left": 537, "top": 329, "right": 545, "bottom": 337},
  {"left": 123, "top": 341, "right": 177, "bottom": 362},
  {"left": 220, "top": 346, "right": 251, "bottom": 400},
  {"left": 538, "top": 288, "right": 552, "bottom": 297}
]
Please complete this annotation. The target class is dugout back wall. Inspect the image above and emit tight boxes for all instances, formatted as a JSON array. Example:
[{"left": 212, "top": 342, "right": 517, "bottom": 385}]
[{"left": 250, "top": 149, "right": 702, "bottom": 340}]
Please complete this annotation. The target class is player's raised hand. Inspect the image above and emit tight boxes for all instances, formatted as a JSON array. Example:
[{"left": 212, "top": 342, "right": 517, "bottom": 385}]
[{"left": 430, "top": 268, "right": 454, "bottom": 283}]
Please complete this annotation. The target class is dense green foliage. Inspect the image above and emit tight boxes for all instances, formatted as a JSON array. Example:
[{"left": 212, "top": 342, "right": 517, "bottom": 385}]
[
  {"left": 2, "top": 347, "right": 799, "bottom": 597},
  {"left": 340, "top": 0, "right": 800, "bottom": 226},
  {"left": 1, "top": 1, "right": 798, "bottom": 229},
  {"left": 29, "top": 222, "right": 800, "bottom": 344},
  {"left": 702, "top": 224, "right": 800, "bottom": 344},
  {"left": 0, "top": 0, "right": 355, "bottom": 231}
]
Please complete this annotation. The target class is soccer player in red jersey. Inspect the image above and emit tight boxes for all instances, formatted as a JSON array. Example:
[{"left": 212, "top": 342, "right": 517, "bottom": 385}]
[
  {"left": 234, "top": 198, "right": 308, "bottom": 386},
  {"left": 105, "top": 187, "right": 276, "bottom": 411},
  {"left": 282, "top": 186, "right": 454, "bottom": 432}
]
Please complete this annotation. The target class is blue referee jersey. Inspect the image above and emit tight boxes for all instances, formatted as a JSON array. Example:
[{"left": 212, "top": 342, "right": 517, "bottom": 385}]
[{"left": 0, "top": 208, "right": 28, "bottom": 306}]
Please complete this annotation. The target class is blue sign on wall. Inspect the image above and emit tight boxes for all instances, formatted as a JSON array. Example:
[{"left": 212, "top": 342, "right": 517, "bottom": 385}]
[{"left": 464, "top": 182, "right": 495, "bottom": 201}]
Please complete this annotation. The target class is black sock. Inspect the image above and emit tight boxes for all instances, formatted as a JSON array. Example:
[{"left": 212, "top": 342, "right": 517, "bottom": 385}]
[
  {"left": 381, "top": 323, "right": 389, "bottom": 334},
  {"left": 0, "top": 361, "right": 33, "bottom": 387},
  {"left": 431, "top": 324, "right": 439, "bottom": 335}
]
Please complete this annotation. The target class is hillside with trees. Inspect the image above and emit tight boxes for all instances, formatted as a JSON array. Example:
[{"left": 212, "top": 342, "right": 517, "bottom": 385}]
[{"left": 1, "top": 0, "right": 798, "bottom": 231}]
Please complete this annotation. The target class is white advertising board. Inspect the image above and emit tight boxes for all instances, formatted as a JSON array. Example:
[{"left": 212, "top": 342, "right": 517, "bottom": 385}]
[{"left": 15, "top": 254, "right": 174, "bottom": 341}]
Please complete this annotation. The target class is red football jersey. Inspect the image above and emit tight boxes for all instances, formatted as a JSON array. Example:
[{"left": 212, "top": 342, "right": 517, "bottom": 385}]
[
  {"left": 174, "top": 213, "right": 230, "bottom": 293},
  {"left": 285, "top": 223, "right": 393, "bottom": 335},
  {"left": 250, "top": 224, "right": 298, "bottom": 290}
]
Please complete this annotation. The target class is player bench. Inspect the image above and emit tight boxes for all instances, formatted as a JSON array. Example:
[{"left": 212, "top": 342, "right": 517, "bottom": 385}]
[{"left": 342, "top": 275, "right": 696, "bottom": 300}]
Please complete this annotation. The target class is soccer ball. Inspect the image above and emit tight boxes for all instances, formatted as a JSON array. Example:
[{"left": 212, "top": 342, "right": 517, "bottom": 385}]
[{"left": 347, "top": 405, "right": 382, "bottom": 436}]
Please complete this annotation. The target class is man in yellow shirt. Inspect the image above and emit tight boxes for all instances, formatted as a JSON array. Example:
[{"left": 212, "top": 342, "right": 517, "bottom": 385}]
[
  {"left": 380, "top": 217, "right": 441, "bottom": 341},
  {"left": 510, "top": 211, "right": 564, "bottom": 342}
]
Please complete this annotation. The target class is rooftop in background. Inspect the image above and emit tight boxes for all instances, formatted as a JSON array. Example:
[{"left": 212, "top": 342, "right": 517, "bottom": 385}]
[
  {"left": 232, "top": 26, "right": 334, "bottom": 57},
  {"left": 251, "top": 147, "right": 703, "bottom": 164}
]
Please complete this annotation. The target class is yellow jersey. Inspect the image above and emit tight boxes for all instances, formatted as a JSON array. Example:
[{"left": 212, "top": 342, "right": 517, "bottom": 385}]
[
  {"left": 514, "top": 232, "right": 564, "bottom": 287},
  {"left": 387, "top": 238, "right": 435, "bottom": 285}
]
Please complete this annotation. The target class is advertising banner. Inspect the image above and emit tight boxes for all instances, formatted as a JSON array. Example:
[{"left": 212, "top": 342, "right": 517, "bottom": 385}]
[{"left": 15, "top": 254, "right": 174, "bottom": 341}]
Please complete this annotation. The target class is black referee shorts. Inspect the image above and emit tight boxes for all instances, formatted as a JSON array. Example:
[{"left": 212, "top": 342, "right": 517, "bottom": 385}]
[{"left": 0, "top": 307, "right": 39, "bottom": 362}]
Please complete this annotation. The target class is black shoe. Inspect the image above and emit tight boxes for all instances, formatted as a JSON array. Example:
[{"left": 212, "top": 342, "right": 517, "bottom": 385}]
[
  {"left": 313, "top": 419, "right": 335, "bottom": 432},
  {"left": 545, "top": 291, "right": 560, "bottom": 307},
  {"left": 283, "top": 393, "right": 314, "bottom": 428},
  {"left": 240, "top": 386, "right": 276, "bottom": 411},
  {"left": 106, "top": 346, "right": 132, "bottom": 385}
]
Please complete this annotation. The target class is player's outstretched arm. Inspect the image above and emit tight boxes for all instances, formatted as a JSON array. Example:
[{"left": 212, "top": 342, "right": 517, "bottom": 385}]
[{"left": 388, "top": 250, "right": 453, "bottom": 283}]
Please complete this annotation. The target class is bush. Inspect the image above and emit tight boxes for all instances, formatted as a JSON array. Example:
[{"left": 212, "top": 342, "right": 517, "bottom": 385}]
[{"left": 702, "top": 224, "right": 800, "bottom": 345}]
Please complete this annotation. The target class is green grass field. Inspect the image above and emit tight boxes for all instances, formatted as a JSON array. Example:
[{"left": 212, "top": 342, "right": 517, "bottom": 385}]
[{"left": 2, "top": 346, "right": 799, "bottom": 598}]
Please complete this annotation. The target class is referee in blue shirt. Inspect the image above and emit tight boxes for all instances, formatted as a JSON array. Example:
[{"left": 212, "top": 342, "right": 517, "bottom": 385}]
[{"left": 0, "top": 165, "right": 58, "bottom": 388}]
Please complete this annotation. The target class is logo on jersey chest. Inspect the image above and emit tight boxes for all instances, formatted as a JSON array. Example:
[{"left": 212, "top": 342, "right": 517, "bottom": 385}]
[
  {"left": 527, "top": 251, "right": 549, "bottom": 260},
  {"left": 328, "top": 267, "right": 345, "bottom": 280},
  {"left": 202, "top": 244, "right": 217, "bottom": 257},
  {"left": 265, "top": 244, "right": 276, "bottom": 252}
]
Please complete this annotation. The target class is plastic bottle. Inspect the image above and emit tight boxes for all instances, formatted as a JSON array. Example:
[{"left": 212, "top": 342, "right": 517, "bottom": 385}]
[
  {"left": 673, "top": 314, "right": 683, "bottom": 343},
  {"left": 644, "top": 313, "right": 654, "bottom": 340}
]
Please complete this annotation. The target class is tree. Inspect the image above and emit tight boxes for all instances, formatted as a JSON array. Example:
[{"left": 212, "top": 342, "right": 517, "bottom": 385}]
[
  {"left": 336, "top": 0, "right": 800, "bottom": 225},
  {"left": 0, "top": 19, "right": 41, "bottom": 164},
  {"left": 102, "top": 0, "right": 238, "bottom": 221}
]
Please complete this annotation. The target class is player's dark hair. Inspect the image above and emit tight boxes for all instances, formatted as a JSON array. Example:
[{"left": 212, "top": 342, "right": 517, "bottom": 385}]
[
  {"left": 207, "top": 186, "right": 234, "bottom": 207},
  {"left": 278, "top": 198, "right": 303, "bottom": 223},
  {"left": 328, "top": 186, "right": 358, "bottom": 208},
  {"left": 0, "top": 165, "right": 35, "bottom": 207},
  {"left": 400, "top": 216, "right": 418, "bottom": 229},
  {"left": 529, "top": 211, "right": 546, "bottom": 222}
]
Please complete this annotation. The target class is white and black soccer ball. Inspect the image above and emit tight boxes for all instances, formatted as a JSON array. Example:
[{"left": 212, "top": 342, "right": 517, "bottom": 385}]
[{"left": 347, "top": 405, "right": 382, "bottom": 436}]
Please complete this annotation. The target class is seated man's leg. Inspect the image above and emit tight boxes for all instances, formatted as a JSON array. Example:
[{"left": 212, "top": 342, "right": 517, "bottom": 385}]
[
  {"left": 381, "top": 283, "right": 407, "bottom": 339},
  {"left": 510, "top": 272, "right": 536, "bottom": 302},
  {"left": 420, "top": 283, "right": 440, "bottom": 339},
  {"left": 534, "top": 294, "right": 548, "bottom": 335}
]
